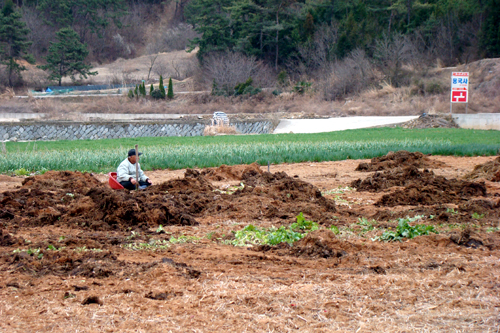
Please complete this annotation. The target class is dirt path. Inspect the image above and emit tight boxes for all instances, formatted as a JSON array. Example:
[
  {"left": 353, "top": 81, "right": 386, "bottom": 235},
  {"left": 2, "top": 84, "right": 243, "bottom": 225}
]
[{"left": 0, "top": 154, "right": 499, "bottom": 332}]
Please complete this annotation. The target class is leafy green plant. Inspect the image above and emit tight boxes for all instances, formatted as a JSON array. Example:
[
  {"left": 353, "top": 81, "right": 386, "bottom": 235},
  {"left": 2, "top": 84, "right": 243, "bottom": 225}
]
[
  {"left": 168, "top": 235, "right": 199, "bottom": 244},
  {"left": 47, "top": 244, "right": 64, "bottom": 251},
  {"left": 373, "top": 216, "right": 438, "bottom": 242},
  {"left": 75, "top": 246, "right": 87, "bottom": 252},
  {"left": 486, "top": 227, "right": 499, "bottom": 233},
  {"left": 123, "top": 239, "right": 170, "bottom": 251},
  {"left": 14, "top": 168, "right": 30, "bottom": 176},
  {"left": 291, "top": 212, "right": 319, "bottom": 231},
  {"left": 472, "top": 212, "right": 485, "bottom": 219},
  {"left": 13, "top": 248, "right": 43, "bottom": 259},
  {"left": 126, "top": 231, "right": 140, "bottom": 240},
  {"left": 329, "top": 225, "right": 340, "bottom": 234},
  {"left": 446, "top": 207, "right": 459, "bottom": 215},
  {"left": 357, "top": 217, "right": 376, "bottom": 234},
  {"left": 228, "top": 224, "right": 304, "bottom": 247},
  {"left": 156, "top": 225, "right": 165, "bottom": 233}
]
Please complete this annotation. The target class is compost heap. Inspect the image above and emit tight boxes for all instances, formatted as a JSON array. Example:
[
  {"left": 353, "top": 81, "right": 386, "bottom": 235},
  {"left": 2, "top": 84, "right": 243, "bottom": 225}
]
[
  {"left": 463, "top": 156, "right": 500, "bottom": 182},
  {"left": 351, "top": 149, "right": 492, "bottom": 207},
  {"left": 355, "top": 150, "right": 446, "bottom": 171},
  {"left": 0, "top": 169, "right": 336, "bottom": 231}
]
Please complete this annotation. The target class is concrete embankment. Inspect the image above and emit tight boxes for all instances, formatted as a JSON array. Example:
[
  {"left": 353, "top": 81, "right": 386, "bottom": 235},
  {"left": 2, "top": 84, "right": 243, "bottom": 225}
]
[
  {"left": 0, "top": 119, "right": 275, "bottom": 141},
  {"left": 452, "top": 113, "right": 500, "bottom": 130}
]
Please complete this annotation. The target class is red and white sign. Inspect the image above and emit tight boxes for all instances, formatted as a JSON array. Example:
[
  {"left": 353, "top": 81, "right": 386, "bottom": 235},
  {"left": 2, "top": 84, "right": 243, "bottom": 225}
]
[{"left": 450, "top": 72, "right": 469, "bottom": 103}]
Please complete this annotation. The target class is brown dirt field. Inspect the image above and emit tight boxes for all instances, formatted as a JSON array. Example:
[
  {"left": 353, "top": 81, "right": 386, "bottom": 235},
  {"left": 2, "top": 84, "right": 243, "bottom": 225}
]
[{"left": 1, "top": 154, "right": 499, "bottom": 332}]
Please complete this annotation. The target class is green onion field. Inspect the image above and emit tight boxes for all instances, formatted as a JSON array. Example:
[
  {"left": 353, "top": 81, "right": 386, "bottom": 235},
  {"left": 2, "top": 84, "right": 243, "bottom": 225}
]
[{"left": 1, "top": 127, "right": 499, "bottom": 173}]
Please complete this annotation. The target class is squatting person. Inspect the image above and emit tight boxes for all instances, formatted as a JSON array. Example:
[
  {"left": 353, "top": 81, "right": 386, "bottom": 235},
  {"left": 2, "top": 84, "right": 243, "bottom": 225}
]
[{"left": 117, "top": 149, "right": 152, "bottom": 190}]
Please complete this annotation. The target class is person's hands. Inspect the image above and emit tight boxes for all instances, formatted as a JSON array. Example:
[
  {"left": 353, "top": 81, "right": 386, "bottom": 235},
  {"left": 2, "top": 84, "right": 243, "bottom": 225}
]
[
  {"left": 130, "top": 178, "right": 137, "bottom": 185},
  {"left": 146, "top": 178, "right": 152, "bottom": 185}
]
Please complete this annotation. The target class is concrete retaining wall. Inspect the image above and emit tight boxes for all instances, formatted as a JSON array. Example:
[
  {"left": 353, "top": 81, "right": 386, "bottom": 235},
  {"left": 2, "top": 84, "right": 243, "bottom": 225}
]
[
  {"left": 452, "top": 113, "right": 500, "bottom": 130},
  {"left": 0, "top": 120, "right": 275, "bottom": 141}
]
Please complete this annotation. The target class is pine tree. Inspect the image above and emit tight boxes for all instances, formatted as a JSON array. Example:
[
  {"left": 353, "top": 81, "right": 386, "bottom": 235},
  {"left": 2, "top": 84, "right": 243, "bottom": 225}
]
[
  {"left": 39, "top": 28, "right": 97, "bottom": 86},
  {"left": 139, "top": 81, "right": 146, "bottom": 96},
  {"left": 167, "top": 77, "right": 174, "bottom": 99},
  {"left": 0, "top": 0, "right": 33, "bottom": 87},
  {"left": 159, "top": 75, "right": 166, "bottom": 98},
  {"left": 150, "top": 84, "right": 154, "bottom": 95},
  {"left": 480, "top": 0, "right": 500, "bottom": 57}
]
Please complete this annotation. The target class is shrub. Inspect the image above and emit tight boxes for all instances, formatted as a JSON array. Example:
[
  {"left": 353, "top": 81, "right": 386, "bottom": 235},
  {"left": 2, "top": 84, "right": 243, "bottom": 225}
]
[
  {"left": 151, "top": 89, "right": 164, "bottom": 100},
  {"left": 127, "top": 89, "right": 134, "bottom": 99},
  {"left": 234, "top": 77, "right": 253, "bottom": 95},
  {"left": 425, "top": 81, "right": 444, "bottom": 95},
  {"left": 293, "top": 81, "right": 312, "bottom": 94}
]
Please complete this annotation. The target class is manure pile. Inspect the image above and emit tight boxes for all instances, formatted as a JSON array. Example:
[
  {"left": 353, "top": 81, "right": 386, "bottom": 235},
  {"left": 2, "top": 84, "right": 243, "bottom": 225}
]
[{"left": 0, "top": 168, "right": 337, "bottom": 231}]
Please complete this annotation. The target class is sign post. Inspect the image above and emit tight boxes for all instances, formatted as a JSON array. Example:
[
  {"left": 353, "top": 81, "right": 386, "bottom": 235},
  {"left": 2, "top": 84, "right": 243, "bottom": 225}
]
[{"left": 450, "top": 72, "right": 469, "bottom": 114}]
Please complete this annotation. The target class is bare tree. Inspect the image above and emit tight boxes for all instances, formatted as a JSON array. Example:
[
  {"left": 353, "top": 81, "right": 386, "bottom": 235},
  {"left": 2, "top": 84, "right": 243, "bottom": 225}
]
[
  {"left": 202, "top": 52, "right": 272, "bottom": 95},
  {"left": 374, "top": 33, "right": 415, "bottom": 87},
  {"left": 145, "top": 42, "right": 163, "bottom": 81},
  {"left": 320, "top": 49, "right": 377, "bottom": 100},
  {"left": 297, "top": 23, "right": 338, "bottom": 73},
  {"left": 21, "top": 6, "right": 55, "bottom": 60}
]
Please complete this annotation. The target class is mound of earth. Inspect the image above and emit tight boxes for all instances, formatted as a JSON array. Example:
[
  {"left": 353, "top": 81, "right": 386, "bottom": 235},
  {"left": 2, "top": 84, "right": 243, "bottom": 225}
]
[
  {"left": 290, "top": 230, "right": 348, "bottom": 258},
  {"left": 200, "top": 163, "right": 263, "bottom": 181},
  {"left": 350, "top": 165, "right": 487, "bottom": 206},
  {"left": 0, "top": 228, "right": 20, "bottom": 246},
  {"left": 0, "top": 169, "right": 336, "bottom": 230},
  {"left": 253, "top": 229, "right": 358, "bottom": 259},
  {"left": 400, "top": 114, "right": 459, "bottom": 129},
  {"left": 463, "top": 156, "right": 500, "bottom": 182},
  {"left": 22, "top": 171, "right": 103, "bottom": 194},
  {"left": 376, "top": 179, "right": 487, "bottom": 206},
  {"left": 355, "top": 151, "right": 445, "bottom": 171},
  {"left": 4, "top": 249, "right": 159, "bottom": 278},
  {"left": 372, "top": 198, "right": 500, "bottom": 223},
  {"left": 351, "top": 166, "right": 434, "bottom": 191}
]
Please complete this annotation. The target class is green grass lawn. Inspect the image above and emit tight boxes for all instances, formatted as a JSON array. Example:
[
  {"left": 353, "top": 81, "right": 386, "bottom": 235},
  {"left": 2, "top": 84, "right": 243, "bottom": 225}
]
[{"left": 2, "top": 127, "right": 499, "bottom": 174}]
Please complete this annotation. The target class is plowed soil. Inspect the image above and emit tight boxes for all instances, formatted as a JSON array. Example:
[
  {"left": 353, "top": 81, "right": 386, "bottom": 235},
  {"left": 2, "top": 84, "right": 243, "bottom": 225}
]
[{"left": 1, "top": 153, "right": 499, "bottom": 332}]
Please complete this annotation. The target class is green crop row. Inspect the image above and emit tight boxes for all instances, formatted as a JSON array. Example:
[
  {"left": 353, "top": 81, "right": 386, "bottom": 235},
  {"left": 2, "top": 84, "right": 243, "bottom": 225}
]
[
  {"left": 4, "top": 127, "right": 500, "bottom": 152},
  {"left": 1, "top": 127, "right": 498, "bottom": 174}
]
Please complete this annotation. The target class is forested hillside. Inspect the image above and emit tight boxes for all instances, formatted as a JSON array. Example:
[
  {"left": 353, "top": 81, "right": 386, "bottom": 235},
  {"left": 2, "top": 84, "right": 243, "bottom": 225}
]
[{"left": 0, "top": 0, "right": 499, "bottom": 101}]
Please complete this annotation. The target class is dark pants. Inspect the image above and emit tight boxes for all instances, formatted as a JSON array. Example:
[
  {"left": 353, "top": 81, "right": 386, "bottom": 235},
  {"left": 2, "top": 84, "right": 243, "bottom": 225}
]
[{"left": 119, "top": 180, "right": 151, "bottom": 190}]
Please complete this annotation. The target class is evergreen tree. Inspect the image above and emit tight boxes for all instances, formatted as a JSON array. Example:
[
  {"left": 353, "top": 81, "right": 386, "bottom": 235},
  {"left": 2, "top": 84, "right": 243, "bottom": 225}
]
[
  {"left": 480, "top": 0, "right": 500, "bottom": 57},
  {"left": 150, "top": 83, "right": 154, "bottom": 95},
  {"left": 0, "top": 0, "right": 33, "bottom": 87},
  {"left": 39, "top": 28, "right": 97, "bottom": 86},
  {"left": 37, "top": 0, "right": 126, "bottom": 44},
  {"left": 185, "top": 0, "right": 235, "bottom": 60},
  {"left": 140, "top": 81, "right": 146, "bottom": 96},
  {"left": 167, "top": 77, "right": 174, "bottom": 99},
  {"left": 159, "top": 75, "right": 166, "bottom": 98}
]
